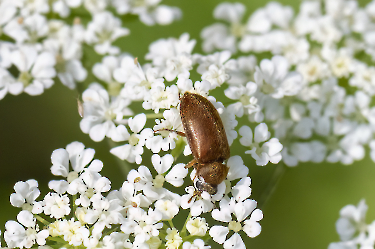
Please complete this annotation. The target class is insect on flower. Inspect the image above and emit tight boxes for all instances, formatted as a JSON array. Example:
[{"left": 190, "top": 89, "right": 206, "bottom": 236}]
[
  {"left": 158, "top": 92, "right": 230, "bottom": 201},
  {"left": 180, "top": 92, "right": 230, "bottom": 199},
  {"left": 156, "top": 92, "right": 230, "bottom": 198}
]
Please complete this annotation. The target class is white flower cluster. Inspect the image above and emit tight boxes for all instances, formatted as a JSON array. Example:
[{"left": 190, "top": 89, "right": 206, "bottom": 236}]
[
  {"left": 79, "top": 33, "right": 283, "bottom": 167},
  {"left": 329, "top": 200, "right": 375, "bottom": 249},
  {"left": 201, "top": 0, "right": 375, "bottom": 167},
  {"left": 4, "top": 142, "right": 262, "bottom": 248},
  {"left": 0, "top": 0, "right": 180, "bottom": 99}
]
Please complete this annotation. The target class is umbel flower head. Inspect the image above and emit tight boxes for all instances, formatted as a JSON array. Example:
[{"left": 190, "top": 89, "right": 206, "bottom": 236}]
[
  {"left": 3, "top": 0, "right": 375, "bottom": 248},
  {"left": 4, "top": 141, "right": 262, "bottom": 248}
]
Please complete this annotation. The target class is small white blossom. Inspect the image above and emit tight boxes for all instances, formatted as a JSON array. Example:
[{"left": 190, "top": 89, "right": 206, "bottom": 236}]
[
  {"left": 10, "top": 180, "right": 42, "bottom": 214},
  {"left": 142, "top": 82, "right": 179, "bottom": 113},
  {"left": 85, "top": 11, "right": 129, "bottom": 55},
  {"left": 239, "top": 124, "right": 283, "bottom": 166},
  {"left": 4, "top": 210, "right": 49, "bottom": 248},
  {"left": 11, "top": 46, "right": 56, "bottom": 96},
  {"left": 254, "top": 55, "right": 303, "bottom": 99},
  {"left": 165, "top": 228, "right": 182, "bottom": 249},
  {"left": 43, "top": 193, "right": 70, "bottom": 219},
  {"left": 80, "top": 85, "right": 132, "bottom": 142},
  {"left": 121, "top": 207, "right": 163, "bottom": 244},
  {"left": 186, "top": 217, "right": 208, "bottom": 236},
  {"left": 110, "top": 113, "right": 153, "bottom": 164},
  {"left": 210, "top": 197, "right": 263, "bottom": 247},
  {"left": 183, "top": 239, "right": 211, "bottom": 249},
  {"left": 146, "top": 33, "right": 195, "bottom": 81},
  {"left": 59, "top": 218, "right": 90, "bottom": 246}
]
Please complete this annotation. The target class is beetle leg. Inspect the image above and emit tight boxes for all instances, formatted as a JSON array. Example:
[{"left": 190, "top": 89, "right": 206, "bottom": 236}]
[
  {"left": 188, "top": 190, "right": 202, "bottom": 203},
  {"left": 154, "top": 129, "right": 186, "bottom": 137},
  {"left": 185, "top": 159, "right": 198, "bottom": 169}
]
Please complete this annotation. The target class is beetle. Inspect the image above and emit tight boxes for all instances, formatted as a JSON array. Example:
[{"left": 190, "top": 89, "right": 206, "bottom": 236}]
[{"left": 179, "top": 92, "right": 230, "bottom": 197}]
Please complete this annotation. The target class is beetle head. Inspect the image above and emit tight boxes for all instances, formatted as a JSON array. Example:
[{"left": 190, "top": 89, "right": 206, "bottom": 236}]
[{"left": 195, "top": 179, "right": 218, "bottom": 195}]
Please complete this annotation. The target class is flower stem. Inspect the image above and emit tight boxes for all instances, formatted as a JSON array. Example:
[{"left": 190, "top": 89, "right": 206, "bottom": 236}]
[
  {"left": 168, "top": 219, "right": 175, "bottom": 228},
  {"left": 145, "top": 113, "right": 164, "bottom": 119},
  {"left": 258, "top": 163, "right": 286, "bottom": 209},
  {"left": 35, "top": 215, "right": 49, "bottom": 226},
  {"left": 180, "top": 212, "right": 192, "bottom": 235}
]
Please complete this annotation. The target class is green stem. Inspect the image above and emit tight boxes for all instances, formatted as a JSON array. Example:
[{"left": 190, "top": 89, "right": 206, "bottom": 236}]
[
  {"left": 119, "top": 113, "right": 164, "bottom": 119},
  {"left": 168, "top": 219, "right": 175, "bottom": 229},
  {"left": 145, "top": 113, "right": 164, "bottom": 119},
  {"left": 35, "top": 215, "right": 50, "bottom": 226},
  {"left": 258, "top": 163, "right": 286, "bottom": 209},
  {"left": 180, "top": 212, "right": 192, "bottom": 235}
]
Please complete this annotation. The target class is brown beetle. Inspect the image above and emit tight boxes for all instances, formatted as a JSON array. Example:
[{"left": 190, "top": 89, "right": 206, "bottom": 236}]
[{"left": 179, "top": 92, "right": 230, "bottom": 196}]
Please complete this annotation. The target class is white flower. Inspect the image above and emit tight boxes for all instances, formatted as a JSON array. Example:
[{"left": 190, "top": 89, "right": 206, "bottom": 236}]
[
  {"left": 180, "top": 185, "right": 215, "bottom": 217},
  {"left": 110, "top": 113, "right": 153, "bottom": 164},
  {"left": 80, "top": 85, "right": 133, "bottom": 142},
  {"left": 4, "top": 14, "right": 48, "bottom": 45},
  {"left": 72, "top": 170, "right": 111, "bottom": 207},
  {"left": 239, "top": 124, "right": 283, "bottom": 166},
  {"left": 201, "top": 64, "right": 230, "bottom": 89},
  {"left": 336, "top": 199, "right": 368, "bottom": 241},
  {"left": 92, "top": 55, "right": 122, "bottom": 95},
  {"left": 310, "top": 16, "right": 342, "bottom": 44},
  {"left": 297, "top": 55, "right": 330, "bottom": 83},
  {"left": 197, "top": 49, "right": 230, "bottom": 71},
  {"left": 140, "top": 5, "right": 181, "bottom": 26},
  {"left": 59, "top": 218, "right": 90, "bottom": 246},
  {"left": 349, "top": 63, "right": 375, "bottom": 95},
  {"left": 83, "top": 0, "right": 107, "bottom": 13},
  {"left": 11, "top": 46, "right": 56, "bottom": 96},
  {"left": 147, "top": 108, "right": 183, "bottom": 153},
  {"left": 177, "top": 76, "right": 211, "bottom": 97},
  {"left": 118, "top": 181, "right": 152, "bottom": 210},
  {"left": 43, "top": 35, "right": 87, "bottom": 90},
  {"left": 209, "top": 197, "right": 263, "bottom": 247},
  {"left": 52, "top": 0, "right": 82, "bottom": 17},
  {"left": 4, "top": 210, "right": 49, "bottom": 248},
  {"left": 226, "top": 55, "right": 257, "bottom": 85},
  {"left": 49, "top": 141, "right": 104, "bottom": 194},
  {"left": 224, "top": 82, "right": 260, "bottom": 119},
  {"left": 142, "top": 82, "right": 179, "bottom": 113},
  {"left": 146, "top": 33, "right": 195, "bottom": 81},
  {"left": 85, "top": 11, "right": 129, "bottom": 55},
  {"left": 0, "top": 2, "right": 17, "bottom": 32},
  {"left": 247, "top": 2, "right": 293, "bottom": 33},
  {"left": 186, "top": 217, "right": 208, "bottom": 236},
  {"left": 10, "top": 180, "right": 42, "bottom": 214},
  {"left": 84, "top": 194, "right": 124, "bottom": 238},
  {"left": 201, "top": 2, "right": 246, "bottom": 53},
  {"left": 116, "top": 58, "right": 164, "bottom": 101},
  {"left": 183, "top": 239, "right": 211, "bottom": 249},
  {"left": 125, "top": 0, "right": 181, "bottom": 26},
  {"left": 254, "top": 55, "right": 303, "bottom": 98},
  {"left": 121, "top": 207, "right": 163, "bottom": 244},
  {"left": 0, "top": 67, "right": 23, "bottom": 100},
  {"left": 165, "top": 228, "right": 182, "bottom": 249},
  {"left": 154, "top": 199, "right": 179, "bottom": 220},
  {"left": 18, "top": 0, "right": 49, "bottom": 16},
  {"left": 321, "top": 46, "right": 353, "bottom": 78},
  {"left": 43, "top": 193, "right": 70, "bottom": 219},
  {"left": 50, "top": 141, "right": 97, "bottom": 177},
  {"left": 127, "top": 154, "right": 187, "bottom": 200}
]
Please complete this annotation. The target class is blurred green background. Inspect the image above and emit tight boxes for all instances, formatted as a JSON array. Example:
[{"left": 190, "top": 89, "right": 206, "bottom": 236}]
[{"left": 1, "top": 0, "right": 375, "bottom": 248}]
